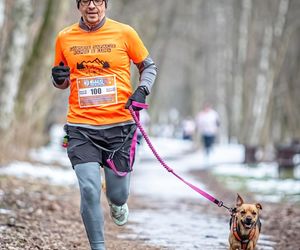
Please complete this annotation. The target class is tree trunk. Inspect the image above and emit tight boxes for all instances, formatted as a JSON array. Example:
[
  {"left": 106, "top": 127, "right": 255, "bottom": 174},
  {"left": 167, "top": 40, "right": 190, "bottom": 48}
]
[
  {"left": 0, "top": 0, "right": 71, "bottom": 162},
  {"left": 0, "top": 0, "right": 33, "bottom": 131}
]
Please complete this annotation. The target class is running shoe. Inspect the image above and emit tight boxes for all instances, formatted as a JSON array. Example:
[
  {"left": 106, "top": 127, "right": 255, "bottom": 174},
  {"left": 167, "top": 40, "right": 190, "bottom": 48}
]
[{"left": 109, "top": 203, "right": 129, "bottom": 226}]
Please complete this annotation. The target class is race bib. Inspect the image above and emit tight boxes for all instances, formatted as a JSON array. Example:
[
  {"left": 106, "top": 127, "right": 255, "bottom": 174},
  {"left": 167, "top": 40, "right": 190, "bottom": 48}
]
[{"left": 77, "top": 75, "right": 118, "bottom": 108}]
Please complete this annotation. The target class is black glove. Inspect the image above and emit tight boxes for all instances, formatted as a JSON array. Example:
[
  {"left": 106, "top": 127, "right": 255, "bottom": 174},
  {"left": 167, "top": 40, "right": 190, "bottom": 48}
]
[
  {"left": 125, "top": 86, "right": 149, "bottom": 111},
  {"left": 52, "top": 61, "right": 70, "bottom": 85}
]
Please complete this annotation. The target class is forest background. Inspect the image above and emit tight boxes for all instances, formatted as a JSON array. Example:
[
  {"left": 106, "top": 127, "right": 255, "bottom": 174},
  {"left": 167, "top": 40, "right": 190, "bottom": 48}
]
[{"left": 0, "top": 0, "right": 299, "bottom": 162}]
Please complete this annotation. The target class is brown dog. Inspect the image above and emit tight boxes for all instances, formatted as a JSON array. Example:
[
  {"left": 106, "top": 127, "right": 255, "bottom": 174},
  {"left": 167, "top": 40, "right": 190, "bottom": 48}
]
[{"left": 229, "top": 194, "right": 262, "bottom": 250}]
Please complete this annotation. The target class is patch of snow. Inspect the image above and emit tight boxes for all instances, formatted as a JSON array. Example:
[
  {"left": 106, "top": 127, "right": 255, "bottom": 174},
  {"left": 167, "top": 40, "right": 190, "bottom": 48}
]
[
  {"left": 0, "top": 161, "right": 77, "bottom": 187},
  {"left": 212, "top": 163, "right": 279, "bottom": 178}
]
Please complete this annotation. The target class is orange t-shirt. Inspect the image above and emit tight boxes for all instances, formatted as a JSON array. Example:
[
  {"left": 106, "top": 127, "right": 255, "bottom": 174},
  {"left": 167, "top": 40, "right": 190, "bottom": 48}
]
[{"left": 54, "top": 18, "right": 149, "bottom": 125}]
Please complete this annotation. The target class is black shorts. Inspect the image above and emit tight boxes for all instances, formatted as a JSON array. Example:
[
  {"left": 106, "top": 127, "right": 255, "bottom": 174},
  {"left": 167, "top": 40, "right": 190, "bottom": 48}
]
[{"left": 65, "top": 124, "right": 137, "bottom": 172}]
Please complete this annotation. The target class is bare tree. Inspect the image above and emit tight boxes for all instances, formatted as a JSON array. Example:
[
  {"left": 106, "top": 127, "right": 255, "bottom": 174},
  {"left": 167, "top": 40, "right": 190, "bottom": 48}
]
[{"left": 0, "top": 0, "right": 33, "bottom": 131}]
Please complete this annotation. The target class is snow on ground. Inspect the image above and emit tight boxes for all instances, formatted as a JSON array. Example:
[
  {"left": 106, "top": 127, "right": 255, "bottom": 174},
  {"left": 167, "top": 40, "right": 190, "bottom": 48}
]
[
  {"left": 212, "top": 162, "right": 300, "bottom": 202},
  {"left": 29, "top": 124, "right": 70, "bottom": 167},
  {"left": 0, "top": 161, "right": 77, "bottom": 186}
]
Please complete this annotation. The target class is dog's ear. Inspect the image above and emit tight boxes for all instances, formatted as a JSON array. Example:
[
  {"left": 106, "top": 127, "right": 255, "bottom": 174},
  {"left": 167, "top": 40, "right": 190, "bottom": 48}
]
[
  {"left": 236, "top": 193, "right": 244, "bottom": 207},
  {"left": 256, "top": 203, "right": 262, "bottom": 210}
]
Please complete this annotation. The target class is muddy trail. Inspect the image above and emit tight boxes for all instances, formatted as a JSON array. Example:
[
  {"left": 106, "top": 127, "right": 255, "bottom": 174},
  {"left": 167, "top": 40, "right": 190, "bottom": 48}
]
[
  {"left": 0, "top": 176, "right": 160, "bottom": 250},
  {"left": 1, "top": 166, "right": 299, "bottom": 250}
]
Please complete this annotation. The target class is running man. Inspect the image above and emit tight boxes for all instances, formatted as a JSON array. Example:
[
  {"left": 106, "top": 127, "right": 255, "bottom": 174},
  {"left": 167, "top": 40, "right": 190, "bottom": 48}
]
[{"left": 51, "top": 0, "right": 157, "bottom": 249}]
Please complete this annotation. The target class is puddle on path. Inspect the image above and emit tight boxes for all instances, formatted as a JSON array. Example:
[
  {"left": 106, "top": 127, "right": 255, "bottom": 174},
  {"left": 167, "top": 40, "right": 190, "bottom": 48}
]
[
  {"left": 125, "top": 204, "right": 228, "bottom": 249},
  {"left": 123, "top": 199, "right": 276, "bottom": 250}
]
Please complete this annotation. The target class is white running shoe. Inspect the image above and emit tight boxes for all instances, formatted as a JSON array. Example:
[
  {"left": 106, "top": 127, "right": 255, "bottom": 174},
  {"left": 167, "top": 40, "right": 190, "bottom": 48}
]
[{"left": 109, "top": 203, "right": 129, "bottom": 226}]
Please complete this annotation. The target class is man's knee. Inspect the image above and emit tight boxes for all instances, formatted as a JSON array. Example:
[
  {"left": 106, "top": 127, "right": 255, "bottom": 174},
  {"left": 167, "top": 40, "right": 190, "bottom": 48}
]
[
  {"left": 75, "top": 162, "right": 101, "bottom": 204},
  {"left": 107, "top": 189, "right": 129, "bottom": 206},
  {"left": 81, "top": 182, "right": 100, "bottom": 204}
]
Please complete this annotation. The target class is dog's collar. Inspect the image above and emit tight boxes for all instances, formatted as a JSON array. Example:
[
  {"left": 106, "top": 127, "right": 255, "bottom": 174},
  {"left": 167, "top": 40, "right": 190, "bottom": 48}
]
[{"left": 231, "top": 216, "right": 257, "bottom": 250}]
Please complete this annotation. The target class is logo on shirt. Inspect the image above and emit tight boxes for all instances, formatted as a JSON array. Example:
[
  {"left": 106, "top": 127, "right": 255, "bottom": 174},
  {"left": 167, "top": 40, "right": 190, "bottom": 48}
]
[{"left": 77, "top": 58, "right": 110, "bottom": 74}]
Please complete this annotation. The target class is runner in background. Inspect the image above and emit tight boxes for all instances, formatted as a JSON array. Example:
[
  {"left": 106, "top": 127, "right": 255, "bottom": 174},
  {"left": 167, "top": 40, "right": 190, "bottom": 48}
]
[
  {"left": 196, "top": 103, "right": 220, "bottom": 156},
  {"left": 51, "top": 0, "right": 157, "bottom": 249},
  {"left": 182, "top": 117, "right": 196, "bottom": 141}
]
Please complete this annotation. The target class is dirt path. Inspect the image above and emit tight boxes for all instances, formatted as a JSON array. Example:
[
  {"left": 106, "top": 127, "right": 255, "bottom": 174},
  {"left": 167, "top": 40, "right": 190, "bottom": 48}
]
[
  {"left": 1, "top": 169, "right": 299, "bottom": 250},
  {"left": 0, "top": 176, "right": 160, "bottom": 250}
]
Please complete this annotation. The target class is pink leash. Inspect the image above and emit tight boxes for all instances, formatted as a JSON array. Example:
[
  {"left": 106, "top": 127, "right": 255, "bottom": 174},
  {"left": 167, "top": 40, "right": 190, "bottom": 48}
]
[{"left": 129, "top": 102, "right": 231, "bottom": 212}]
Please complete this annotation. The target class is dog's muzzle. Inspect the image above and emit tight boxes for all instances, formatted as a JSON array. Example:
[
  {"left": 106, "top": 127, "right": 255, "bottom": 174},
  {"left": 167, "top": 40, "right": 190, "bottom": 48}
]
[{"left": 243, "top": 217, "right": 254, "bottom": 229}]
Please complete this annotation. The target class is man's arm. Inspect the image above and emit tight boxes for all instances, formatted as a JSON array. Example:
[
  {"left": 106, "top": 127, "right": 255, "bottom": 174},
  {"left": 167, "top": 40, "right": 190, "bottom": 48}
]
[
  {"left": 125, "top": 56, "right": 157, "bottom": 111},
  {"left": 135, "top": 56, "right": 157, "bottom": 94}
]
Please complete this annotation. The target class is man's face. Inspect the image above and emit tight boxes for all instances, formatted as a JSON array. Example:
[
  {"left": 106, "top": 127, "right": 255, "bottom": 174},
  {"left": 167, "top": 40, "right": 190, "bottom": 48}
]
[{"left": 79, "top": 0, "right": 106, "bottom": 26}]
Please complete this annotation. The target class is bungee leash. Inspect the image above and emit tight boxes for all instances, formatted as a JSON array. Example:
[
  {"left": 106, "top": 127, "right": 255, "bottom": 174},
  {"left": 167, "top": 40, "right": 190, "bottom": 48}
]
[{"left": 129, "top": 101, "right": 233, "bottom": 213}]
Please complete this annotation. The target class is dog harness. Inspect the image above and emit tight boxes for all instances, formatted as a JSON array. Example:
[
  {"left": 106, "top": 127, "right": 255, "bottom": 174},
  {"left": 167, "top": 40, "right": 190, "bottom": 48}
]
[{"left": 231, "top": 216, "right": 257, "bottom": 250}]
